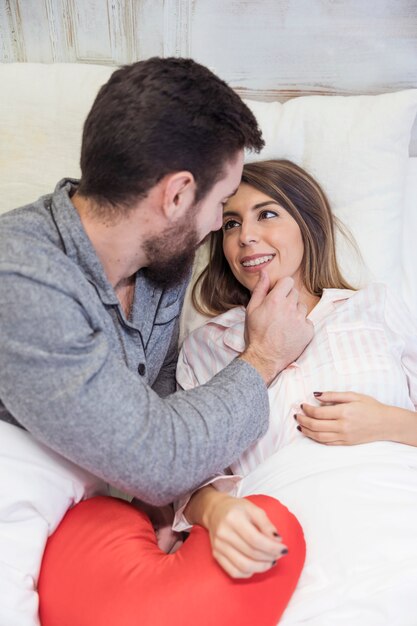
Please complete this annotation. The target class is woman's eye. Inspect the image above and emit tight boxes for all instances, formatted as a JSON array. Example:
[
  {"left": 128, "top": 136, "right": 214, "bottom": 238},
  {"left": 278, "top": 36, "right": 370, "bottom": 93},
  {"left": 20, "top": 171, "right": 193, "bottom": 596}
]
[
  {"left": 223, "top": 219, "right": 239, "bottom": 231},
  {"left": 259, "top": 210, "right": 278, "bottom": 220}
]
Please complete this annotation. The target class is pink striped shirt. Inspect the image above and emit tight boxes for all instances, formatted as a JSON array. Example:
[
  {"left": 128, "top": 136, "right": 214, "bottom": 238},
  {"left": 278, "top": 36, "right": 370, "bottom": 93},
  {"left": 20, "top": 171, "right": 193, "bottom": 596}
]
[{"left": 177, "top": 283, "right": 417, "bottom": 478}]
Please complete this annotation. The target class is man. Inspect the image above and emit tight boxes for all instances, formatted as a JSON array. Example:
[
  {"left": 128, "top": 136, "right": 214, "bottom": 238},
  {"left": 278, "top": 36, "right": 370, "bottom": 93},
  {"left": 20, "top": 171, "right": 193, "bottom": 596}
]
[{"left": 0, "top": 58, "right": 313, "bottom": 625}]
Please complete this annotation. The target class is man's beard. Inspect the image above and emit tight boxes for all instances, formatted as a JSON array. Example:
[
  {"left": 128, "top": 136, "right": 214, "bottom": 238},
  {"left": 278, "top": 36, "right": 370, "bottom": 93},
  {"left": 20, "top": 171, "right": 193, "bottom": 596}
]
[{"left": 143, "top": 210, "right": 200, "bottom": 289}]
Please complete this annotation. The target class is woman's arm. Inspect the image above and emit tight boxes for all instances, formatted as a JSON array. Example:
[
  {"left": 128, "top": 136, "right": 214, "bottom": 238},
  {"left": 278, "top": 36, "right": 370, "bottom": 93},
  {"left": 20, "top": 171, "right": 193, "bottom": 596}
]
[
  {"left": 184, "top": 485, "right": 288, "bottom": 578},
  {"left": 295, "top": 391, "right": 417, "bottom": 446}
]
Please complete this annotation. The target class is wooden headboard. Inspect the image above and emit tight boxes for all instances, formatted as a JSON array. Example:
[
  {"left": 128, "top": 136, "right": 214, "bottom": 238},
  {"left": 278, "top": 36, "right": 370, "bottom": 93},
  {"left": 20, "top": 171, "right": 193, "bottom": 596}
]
[{"left": 1, "top": 0, "right": 416, "bottom": 152}]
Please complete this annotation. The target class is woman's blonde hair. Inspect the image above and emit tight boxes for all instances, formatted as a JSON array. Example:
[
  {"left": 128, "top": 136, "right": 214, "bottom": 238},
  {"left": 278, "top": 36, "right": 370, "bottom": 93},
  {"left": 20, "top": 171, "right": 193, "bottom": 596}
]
[{"left": 193, "top": 159, "right": 356, "bottom": 316}]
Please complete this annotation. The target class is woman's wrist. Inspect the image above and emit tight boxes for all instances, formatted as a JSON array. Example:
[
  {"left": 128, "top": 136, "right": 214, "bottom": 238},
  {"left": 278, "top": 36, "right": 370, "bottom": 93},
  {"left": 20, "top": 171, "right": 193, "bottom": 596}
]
[
  {"left": 388, "top": 406, "right": 417, "bottom": 446},
  {"left": 184, "top": 485, "right": 226, "bottom": 529},
  {"left": 200, "top": 490, "right": 232, "bottom": 530}
]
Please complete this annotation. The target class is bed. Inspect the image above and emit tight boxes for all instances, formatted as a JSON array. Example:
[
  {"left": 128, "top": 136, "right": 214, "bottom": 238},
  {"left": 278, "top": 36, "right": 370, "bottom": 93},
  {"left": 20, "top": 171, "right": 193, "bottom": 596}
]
[{"left": 1, "top": 3, "right": 417, "bottom": 624}]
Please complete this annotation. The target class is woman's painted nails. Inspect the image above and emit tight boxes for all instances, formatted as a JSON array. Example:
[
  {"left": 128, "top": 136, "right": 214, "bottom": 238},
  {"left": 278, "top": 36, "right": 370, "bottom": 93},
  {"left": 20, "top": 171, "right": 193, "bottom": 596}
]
[
  {"left": 297, "top": 425, "right": 302, "bottom": 432},
  {"left": 313, "top": 391, "right": 322, "bottom": 397},
  {"left": 273, "top": 531, "right": 281, "bottom": 538},
  {"left": 272, "top": 560, "right": 277, "bottom": 566},
  {"left": 281, "top": 548, "right": 289, "bottom": 555},
  {"left": 293, "top": 414, "right": 297, "bottom": 420}
]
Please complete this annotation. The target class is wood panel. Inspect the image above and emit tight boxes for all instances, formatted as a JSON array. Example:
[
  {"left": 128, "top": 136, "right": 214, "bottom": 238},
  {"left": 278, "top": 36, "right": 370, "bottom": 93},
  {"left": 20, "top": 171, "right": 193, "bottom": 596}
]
[
  {"left": 1, "top": 0, "right": 416, "bottom": 150},
  {"left": 188, "top": 0, "right": 417, "bottom": 97},
  {"left": 2, "top": 0, "right": 417, "bottom": 90}
]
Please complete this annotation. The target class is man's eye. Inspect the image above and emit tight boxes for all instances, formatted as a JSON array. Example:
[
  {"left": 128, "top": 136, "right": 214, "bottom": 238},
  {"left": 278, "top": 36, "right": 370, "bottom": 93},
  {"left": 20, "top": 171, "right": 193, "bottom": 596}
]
[
  {"left": 259, "top": 210, "right": 278, "bottom": 220},
  {"left": 223, "top": 219, "right": 239, "bottom": 231}
]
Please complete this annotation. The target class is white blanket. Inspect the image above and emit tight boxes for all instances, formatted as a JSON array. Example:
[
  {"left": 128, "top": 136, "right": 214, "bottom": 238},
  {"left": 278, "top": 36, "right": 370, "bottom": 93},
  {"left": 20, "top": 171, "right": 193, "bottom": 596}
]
[
  {"left": 237, "top": 438, "right": 417, "bottom": 625},
  {"left": 0, "top": 421, "right": 107, "bottom": 626}
]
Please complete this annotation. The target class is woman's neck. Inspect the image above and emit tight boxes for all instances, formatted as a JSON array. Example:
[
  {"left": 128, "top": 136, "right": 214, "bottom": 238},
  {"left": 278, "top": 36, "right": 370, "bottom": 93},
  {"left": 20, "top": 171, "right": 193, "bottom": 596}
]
[
  {"left": 289, "top": 278, "right": 321, "bottom": 315},
  {"left": 302, "top": 290, "right": 321, "bottom": 315}
]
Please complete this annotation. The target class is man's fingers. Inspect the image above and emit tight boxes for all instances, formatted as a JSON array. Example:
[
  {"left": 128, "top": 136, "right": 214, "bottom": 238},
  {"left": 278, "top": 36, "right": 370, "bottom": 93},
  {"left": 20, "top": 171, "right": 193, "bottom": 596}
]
[
  {"left": 297, "top": 301, "right": 308, "bottom": 316},
  {"left": 268, "top": 275, "right": 295, "bottom": 299},
  {"left": 243, "top": 272, "right": 315, "bottom": 382},
  {"left": 247, "top": 270, "right": 270, "bottom": 312}
]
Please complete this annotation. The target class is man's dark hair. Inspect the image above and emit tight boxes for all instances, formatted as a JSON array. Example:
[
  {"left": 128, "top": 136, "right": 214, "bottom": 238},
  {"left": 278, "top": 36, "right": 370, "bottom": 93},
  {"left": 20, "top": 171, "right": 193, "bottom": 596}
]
[{"left": 78, "top": 57, "right": 264, "bottom": 210}]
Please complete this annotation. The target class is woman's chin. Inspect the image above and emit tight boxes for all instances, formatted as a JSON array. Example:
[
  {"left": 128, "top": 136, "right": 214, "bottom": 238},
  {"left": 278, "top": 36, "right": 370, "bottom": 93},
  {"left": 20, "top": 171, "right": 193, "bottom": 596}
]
[{"left": 268, "top": 276, "right": 280, "bottom": 291}]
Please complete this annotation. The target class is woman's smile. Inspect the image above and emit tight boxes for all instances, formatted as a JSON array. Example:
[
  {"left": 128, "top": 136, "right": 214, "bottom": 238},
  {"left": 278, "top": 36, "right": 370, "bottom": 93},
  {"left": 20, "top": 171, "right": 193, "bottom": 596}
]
[{"left": 240, "top": 253, "right": 276, "bottom": 271}]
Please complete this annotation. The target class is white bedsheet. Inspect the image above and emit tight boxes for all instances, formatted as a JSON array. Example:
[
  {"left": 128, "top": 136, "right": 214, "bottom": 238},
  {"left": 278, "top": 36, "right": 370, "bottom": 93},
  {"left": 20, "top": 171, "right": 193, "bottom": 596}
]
[{"left": 237, "top": 438, "right": 417, "bottom": 625}]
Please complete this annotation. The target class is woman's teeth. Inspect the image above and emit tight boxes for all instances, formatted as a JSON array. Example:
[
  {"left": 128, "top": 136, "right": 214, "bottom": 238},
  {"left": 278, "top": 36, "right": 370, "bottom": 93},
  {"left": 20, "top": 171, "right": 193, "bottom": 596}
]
[{"left": 242, "top": 255, "right": 274, "bottom": 267}]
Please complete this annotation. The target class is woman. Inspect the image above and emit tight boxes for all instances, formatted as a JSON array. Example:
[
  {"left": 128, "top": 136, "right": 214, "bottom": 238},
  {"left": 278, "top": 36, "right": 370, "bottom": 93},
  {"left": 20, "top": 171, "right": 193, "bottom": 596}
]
[{"left": 175, "top": 160, "right": 417, "bottom": 624}]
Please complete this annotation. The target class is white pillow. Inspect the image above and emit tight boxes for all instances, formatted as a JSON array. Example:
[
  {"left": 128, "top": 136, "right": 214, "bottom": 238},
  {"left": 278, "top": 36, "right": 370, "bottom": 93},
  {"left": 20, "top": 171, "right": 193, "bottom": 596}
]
[
  {"left": 403, "top": 157, "right": 417, "bottom": 318},
  {"left": 244, "top": 91, "right": 417, "bottom": 290},
  {"left": 180, "top": 91, "right": 417, "bottom": 341},
  {"left": 0, "top": 63, "right": 114, "bottom": 213}
]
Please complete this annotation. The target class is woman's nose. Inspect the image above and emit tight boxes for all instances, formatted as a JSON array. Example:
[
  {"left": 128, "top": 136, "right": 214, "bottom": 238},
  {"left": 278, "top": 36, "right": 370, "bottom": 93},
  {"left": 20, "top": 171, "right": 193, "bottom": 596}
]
[{"left": 239, "top": 221, "right": 259, "bottom": 246}]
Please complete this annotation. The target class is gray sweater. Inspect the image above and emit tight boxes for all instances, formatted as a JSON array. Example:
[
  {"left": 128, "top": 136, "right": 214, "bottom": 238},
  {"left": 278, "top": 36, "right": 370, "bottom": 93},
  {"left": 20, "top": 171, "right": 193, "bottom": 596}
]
[{"left": 0, "top": 179, "right": 269, "bottom": 505}]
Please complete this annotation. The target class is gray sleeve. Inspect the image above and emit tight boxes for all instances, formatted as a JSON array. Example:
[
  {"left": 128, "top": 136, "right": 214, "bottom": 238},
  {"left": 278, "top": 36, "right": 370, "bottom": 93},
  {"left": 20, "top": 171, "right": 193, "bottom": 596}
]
[{"left": 0, "top": 272, "right": 269, "bottom": 506}]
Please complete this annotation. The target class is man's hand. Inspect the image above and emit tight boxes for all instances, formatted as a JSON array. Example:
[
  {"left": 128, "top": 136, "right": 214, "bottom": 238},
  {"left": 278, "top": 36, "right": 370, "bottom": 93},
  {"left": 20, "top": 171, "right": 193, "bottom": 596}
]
[{"left": 240, "top": 272, "right": 314, "bottom": 384}]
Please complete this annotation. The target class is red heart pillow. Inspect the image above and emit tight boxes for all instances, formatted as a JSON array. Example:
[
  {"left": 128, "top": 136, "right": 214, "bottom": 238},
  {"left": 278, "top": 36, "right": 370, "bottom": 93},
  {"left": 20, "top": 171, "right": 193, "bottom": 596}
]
[{"left": 39, "top": 494, "right": 305, "bottom": 625}]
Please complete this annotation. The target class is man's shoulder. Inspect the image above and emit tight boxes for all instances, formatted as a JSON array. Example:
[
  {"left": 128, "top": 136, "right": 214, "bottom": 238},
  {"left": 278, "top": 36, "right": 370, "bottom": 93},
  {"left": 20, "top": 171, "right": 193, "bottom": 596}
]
[
  {"left": 0, "top": 191, "right": 54, "bottom": 225},
  {"left": 0, "top": 193, "right": 59, "bottom": 257},
  {"left": 0, "top": 195, "right": 85, "bottom": 292}
]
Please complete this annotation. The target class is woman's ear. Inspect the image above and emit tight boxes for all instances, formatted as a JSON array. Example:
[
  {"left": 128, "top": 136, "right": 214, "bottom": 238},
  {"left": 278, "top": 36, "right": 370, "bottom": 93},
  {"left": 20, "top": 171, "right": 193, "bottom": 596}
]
[{"left": 161, "top": 171, "right": 197, "bottom": 222}]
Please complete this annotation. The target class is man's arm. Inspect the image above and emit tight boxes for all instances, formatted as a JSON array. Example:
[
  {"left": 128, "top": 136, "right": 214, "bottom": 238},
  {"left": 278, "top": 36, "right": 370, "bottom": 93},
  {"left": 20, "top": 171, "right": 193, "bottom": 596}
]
[{"left": 0, "top": 272, "right": 268, "bottom": 506}]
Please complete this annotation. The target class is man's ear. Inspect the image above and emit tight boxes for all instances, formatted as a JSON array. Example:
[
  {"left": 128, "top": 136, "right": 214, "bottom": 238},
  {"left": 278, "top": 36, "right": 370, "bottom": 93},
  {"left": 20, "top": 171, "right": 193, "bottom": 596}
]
[{"left": 161, "top": 171, "right": 196, "bottom": 222}]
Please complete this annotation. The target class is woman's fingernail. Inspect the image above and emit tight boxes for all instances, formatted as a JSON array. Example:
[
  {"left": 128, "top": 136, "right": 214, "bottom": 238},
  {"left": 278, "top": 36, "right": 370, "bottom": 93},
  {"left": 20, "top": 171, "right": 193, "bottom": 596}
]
[
  {"left": 313, "top": 391, "right": 322, "bottom": 397},
  {"left": 272, "top": 560, "right": 277, "bottom": 566},
  {"left": 293, "top": 414, "right": 297, "bottom": 420},
  {"left": 297, "top": 425, "right": 302, "bottom": 432},
  {"left": 281, "top": 548, "right": 289, "bottom": 555},
  {"left": 273, "top": 531, "right": 281, "bottom": 538},
  {"left": 300, "top": 403, "right": 304, "bottom": 411}
]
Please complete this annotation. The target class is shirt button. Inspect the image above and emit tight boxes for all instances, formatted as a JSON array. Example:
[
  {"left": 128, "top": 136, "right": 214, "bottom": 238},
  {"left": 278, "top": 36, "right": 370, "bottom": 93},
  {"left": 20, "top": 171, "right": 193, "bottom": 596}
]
[{"left": 137, "top": 363, "right": 146, "bottom": 376}]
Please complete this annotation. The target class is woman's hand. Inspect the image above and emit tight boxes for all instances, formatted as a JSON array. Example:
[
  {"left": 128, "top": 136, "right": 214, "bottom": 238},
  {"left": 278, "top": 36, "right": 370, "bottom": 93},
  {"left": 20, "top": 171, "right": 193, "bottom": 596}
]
[
  {"left": 202, "top": 491, "right": 288, "bottom": 578},
  {"left": 295, "top": 391, "right": 393, "bottom": 445}
]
